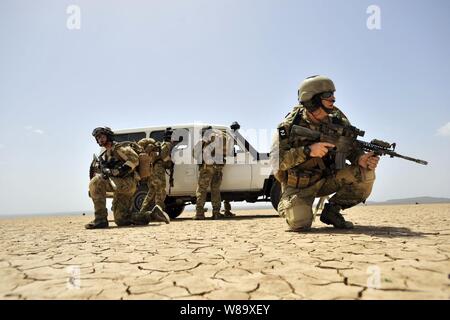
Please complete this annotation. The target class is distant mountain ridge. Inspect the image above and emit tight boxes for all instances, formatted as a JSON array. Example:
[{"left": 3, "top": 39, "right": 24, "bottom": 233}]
[{"left": 367, "top": 196, "right": 450, "bottom": 205}]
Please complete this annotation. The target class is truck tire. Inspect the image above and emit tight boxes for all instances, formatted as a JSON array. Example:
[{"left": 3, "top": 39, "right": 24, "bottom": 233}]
[
  {"left": 270, "top": 180, "right": 281, "bottom": 211},
  {"left": 132, "top": 189, "right": 148, "bottom": 212},
  {"left": 165, "top": 203, "right": 185, "bottom": 219},
  {"left": 132, "top": 188, "right": 185, "bottom": 219}
]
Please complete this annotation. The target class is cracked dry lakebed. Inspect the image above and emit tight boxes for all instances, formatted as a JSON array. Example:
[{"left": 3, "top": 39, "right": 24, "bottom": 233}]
[{"left": 0, "top": 203, "right": 449, "bottom": 300}]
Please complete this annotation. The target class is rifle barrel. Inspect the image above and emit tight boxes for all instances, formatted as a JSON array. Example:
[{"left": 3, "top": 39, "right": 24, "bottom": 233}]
[
  {"left": 386, "top": 151, "right": 428, "bottom": 165},
  {"left": 357, "top": 140, "right": 428, "bottom": 165}
]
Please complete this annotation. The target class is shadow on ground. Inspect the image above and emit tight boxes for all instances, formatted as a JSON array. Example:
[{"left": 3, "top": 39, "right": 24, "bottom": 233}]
[
  {"left": 303, "top": 225, "right": 437, "bottom": 238},
  {"left": 172, "top": 214, "right": 280, "bottom": 221}
]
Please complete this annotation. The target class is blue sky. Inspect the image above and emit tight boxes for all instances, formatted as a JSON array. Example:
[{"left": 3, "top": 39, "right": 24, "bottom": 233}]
[{"left": 0, "top": 0, "right": 449, "bottom": 215}]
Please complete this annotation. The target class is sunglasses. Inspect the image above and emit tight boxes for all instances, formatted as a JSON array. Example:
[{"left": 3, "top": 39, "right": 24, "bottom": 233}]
[{"left": 320, "top": 91, "right": 335, "bottom": 99}]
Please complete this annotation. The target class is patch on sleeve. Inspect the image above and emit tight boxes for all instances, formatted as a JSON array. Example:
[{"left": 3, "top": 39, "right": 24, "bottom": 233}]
[{"left": 278, "top": 126, "right": 288, "bottom": 139}]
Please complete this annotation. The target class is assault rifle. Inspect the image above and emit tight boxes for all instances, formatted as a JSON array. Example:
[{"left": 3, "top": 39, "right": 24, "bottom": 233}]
[
  {"left": 92, "top": 153, "right": 117, "bottom": 190},
  {"left": 290, "top": 121, "right": 428, "bottom": 170}
]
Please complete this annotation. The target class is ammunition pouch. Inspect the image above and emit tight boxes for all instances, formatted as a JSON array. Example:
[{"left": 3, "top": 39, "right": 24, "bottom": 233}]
[
  {"left": 274, "top": 169, "right": 287, "bottom": 183},
  {"left": 286, "top": 169, "right": 322, "bottom": 189}
]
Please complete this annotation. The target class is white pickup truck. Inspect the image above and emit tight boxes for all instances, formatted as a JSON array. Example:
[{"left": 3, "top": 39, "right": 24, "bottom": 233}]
[{"left": 89, "top": 122, "right": 281, "bottom": 218}]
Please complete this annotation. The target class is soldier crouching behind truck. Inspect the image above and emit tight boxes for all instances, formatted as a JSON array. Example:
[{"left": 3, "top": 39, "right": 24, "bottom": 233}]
[
  {"left": 86, "top": 127, "right": 169, "bottom": 229},
  {"left": 272, "top": 76, "right": 379, "bottom": 231}
]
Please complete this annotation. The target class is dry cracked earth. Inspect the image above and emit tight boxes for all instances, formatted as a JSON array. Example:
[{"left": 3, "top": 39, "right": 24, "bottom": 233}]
[{"left": 0, "top": 203, "right": 449, "bottom": 300}]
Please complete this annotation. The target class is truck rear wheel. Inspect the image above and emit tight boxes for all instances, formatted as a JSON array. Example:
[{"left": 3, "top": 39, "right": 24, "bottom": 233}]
[
  {"left": 132, "top": 189, "right": 185, "bottom": 219},
  {"left": 132, "top": 189, "right": 148, "bottom": 212},
  {"left": 165, "top": 203, "right": 186, "bottom": 219},
  {"left": 270, "top": 181, "right": 281, "bottom": 211}
]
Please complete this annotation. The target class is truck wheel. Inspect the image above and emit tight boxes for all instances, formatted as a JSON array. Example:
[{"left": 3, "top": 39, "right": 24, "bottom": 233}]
[
  {"left": 132, "top": 185, "right": 149, "bottom": 212},
  {"left": 165, "top": 202, "right": 185, "bottom": 219},
  {"left": 270, "top": 181, "right": 281, "bottom": 211}
]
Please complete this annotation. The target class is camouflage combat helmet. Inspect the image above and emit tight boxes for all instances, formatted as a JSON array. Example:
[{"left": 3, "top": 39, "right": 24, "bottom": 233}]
[
  {"left": 137, "top": 138, "right": 158, "bottom": 153},
  {"left": 92, "top": 127, "right": 114, "bottom": 142},
  {"left": 298, "top": 75, "right": 336, "bottom": 112},
  {"left": 298, "top": 75, "right": 335, "bottom": 103}
]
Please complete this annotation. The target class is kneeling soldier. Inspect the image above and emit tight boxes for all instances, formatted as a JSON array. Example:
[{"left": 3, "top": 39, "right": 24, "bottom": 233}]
[
  {"left": 273, "top": 76, "right": 379, "bottom": 231},
  {"left": 136, "top": 129, "right": 173, "bottom": 223},
  {"left": 86, "top": 127, "right": 169, "bottom": 229}
]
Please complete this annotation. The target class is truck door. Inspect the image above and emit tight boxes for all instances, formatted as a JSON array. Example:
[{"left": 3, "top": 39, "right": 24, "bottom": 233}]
[
  {"left": 221, "top": 135, "right": 252, "bottom": 191},
  {"left": 150, "top": 128, "right": 197, "bottom": 196}
]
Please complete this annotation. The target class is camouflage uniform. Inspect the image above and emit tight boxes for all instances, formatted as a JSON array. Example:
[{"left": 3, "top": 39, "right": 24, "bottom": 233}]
[
  {"left": 193, "top": 130, "right": 227, "bottom": 219},
  {"left": 139, "top": 140, "right": 172, "bottom": 213},
  {"left": 89, "top": 142, "right": 153, "bottom": 227},
  {"left": 195, "top": 164, "right": 224, "bottom": 218},
  {"left": 275, "top": 105, "right": 375, "bottom": 231}
]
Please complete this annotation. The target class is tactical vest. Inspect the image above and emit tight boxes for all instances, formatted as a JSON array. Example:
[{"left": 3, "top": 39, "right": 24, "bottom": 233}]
[{"left": 275, "top": 105, "right": 333, "bottom": 188}]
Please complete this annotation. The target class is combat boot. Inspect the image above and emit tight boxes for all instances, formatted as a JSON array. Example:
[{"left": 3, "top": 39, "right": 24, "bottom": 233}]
[
  {"left": 193, "top": 212, "right": 205, "bottom": 220},
  {"left": 85, "top": 218, "right": 109, "bottom": 229},
  {"left": 212, "top": 210, "right": 224, "bottom": 220},
  {"left": 223, "top": 210, "right": 236, "bottom": 217},
  {"left": 193, "top": 207, "right": 207, "bottom": 220},
  {"left": 150, "top": 205, "right": 170, "bottom": 224},
  {"left": 320, "top": 203, "right": 354, "bottom": 229},
  {"left": 223, "top": 201, "right": 235, "bottom": 217},
  {"left": 85, "top": 206, "right": 109, "bottom": 229}
]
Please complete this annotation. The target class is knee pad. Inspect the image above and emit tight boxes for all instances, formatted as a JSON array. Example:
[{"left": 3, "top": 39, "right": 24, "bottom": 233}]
[
  {"left": 89, "top": 176, "right": 106, "bottom": 198},
  {"left": 282, "top": 195, "right": 313, "bottom": 231}
]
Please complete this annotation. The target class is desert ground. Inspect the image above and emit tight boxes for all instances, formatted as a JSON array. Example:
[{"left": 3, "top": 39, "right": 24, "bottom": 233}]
[{"left": 0, "top": 203, "right": 449, "bottom": 300}]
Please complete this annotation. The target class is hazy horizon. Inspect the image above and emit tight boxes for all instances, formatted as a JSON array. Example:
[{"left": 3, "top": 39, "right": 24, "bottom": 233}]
[{"left": 3, "top": 196, "right": 450, "bottom": 217}]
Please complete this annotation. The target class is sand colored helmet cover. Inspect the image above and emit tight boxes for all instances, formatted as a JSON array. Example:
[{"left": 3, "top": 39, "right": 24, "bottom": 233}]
[{"left": 298, "top": 75, "right": 336, "bottom": 103}]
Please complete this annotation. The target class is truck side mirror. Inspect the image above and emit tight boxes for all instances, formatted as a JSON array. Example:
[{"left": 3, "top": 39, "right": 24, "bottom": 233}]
[{"left": 230, "top": 121, "right": 240, "bottom": 131}]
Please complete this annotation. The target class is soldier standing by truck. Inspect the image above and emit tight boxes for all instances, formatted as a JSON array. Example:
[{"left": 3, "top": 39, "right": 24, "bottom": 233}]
[{"left": 193, "top": 127, "right": 229, "bottom": 220}]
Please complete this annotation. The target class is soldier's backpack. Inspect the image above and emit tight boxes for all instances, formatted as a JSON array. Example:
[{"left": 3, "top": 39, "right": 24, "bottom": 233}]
[
  {"left": 200, "top": 129, "right": 227, "bottom": 165},
  {"left": 115, "top": 141, "right": 151, "bottom": 179}
]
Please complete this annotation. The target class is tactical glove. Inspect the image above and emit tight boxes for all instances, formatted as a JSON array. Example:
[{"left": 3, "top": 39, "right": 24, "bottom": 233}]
[
  {"left": 116, "top": 164, "right": 132, "bottom": 177},
  {"left": 101, "top": 167, "right": 113, "bottom": 179}
]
